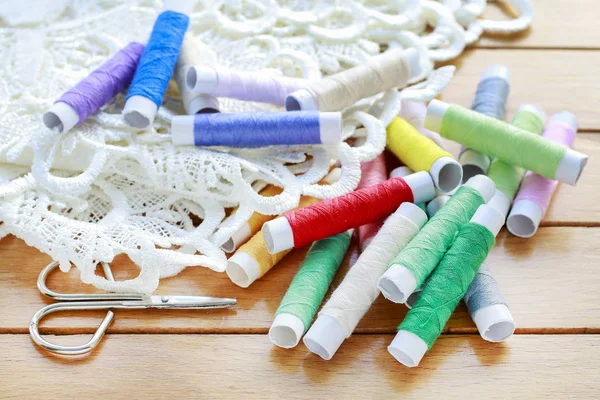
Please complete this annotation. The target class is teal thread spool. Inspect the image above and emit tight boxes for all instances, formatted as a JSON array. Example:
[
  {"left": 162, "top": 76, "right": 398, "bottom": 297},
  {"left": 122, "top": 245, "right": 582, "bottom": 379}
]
[
  {"left": 487, "top": 105, "right": 546, "bottom": 215},
  {"left": 378, "top": 175, "right": 496, "bottom": 304},
  {"left": 425, "top": 100, "right": 588, "bottom": 186},
  {"left": 388, "top": 204, "right": 505, "bottom": 367},
  {"left": 269, "top": 231, "right": 352, "bottom": 348}
]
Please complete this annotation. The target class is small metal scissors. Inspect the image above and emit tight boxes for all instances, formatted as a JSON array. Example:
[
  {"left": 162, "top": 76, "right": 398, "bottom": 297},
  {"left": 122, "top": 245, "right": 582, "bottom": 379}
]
[{"left": 30, "top": 261, "right": 236, "bottom": 355}]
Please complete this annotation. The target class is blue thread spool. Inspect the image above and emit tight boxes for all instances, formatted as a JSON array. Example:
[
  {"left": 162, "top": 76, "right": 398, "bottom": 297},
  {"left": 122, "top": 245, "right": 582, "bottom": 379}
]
[
  {"left": 123, "top": 0, "right": 193, "bottom": 129},
  {"left": 171, "top": 112, "right": 342, "bottom": 147}
]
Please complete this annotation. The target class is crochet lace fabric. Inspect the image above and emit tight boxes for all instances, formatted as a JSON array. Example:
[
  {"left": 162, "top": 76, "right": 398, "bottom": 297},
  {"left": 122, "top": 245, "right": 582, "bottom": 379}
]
[{"left": 0, "top": 0, "right": 532, "bottom": 293}]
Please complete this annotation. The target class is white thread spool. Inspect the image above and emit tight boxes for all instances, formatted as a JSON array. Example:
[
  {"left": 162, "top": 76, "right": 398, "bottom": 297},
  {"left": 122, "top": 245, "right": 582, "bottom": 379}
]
[
  {"left": 263, "top": 171, "right": 435, "bottom": 254},
  {"left": 303, "top": 202, "right": 427, "bottom": 360},
  {"left": 425, "top": 99, "right": 588, "bottom": 186},
  {"left": 43, "top": 102, "right": 79, "bottom": 134},
  {"left": 122, "top": 0, "right": 194, "bottom": 129},
  {"left": 174, "top": 35, "right": 219, "bottom": 114},
  {"left": 388, "top": 203, "right": 505, "bottom": 367},
  {"left": 221, "top": 222, "right": 253, "bottom": 253},
  {"left": 377, "top": 175, "right": 496, "bottom": 304},
  {"left": 506, "top": 111, "right": 579, "bottom": 238},
  {"left": 285, "top": 48, "right": 420, "bottom": 112},
  {"left": 389, "top": 166, "right": 414, "bottom": 179}
]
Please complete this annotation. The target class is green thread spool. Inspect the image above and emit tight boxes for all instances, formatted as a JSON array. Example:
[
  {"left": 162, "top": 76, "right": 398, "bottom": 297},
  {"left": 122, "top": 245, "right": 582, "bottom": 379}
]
[
  {"left": 388, "top": 204, "right": 504, "bottom": 367},
  {"left": 269, "top": 231, "right": 352, "bottom": 348},
  {"left": 425, "top": 100, "right": 588, "bottom": 186},
  {"left": 487, "top": 106, "right": 545, "bottom": 215},
  {"left": 378, "top": 175, "right": 496, "bottom": 304}
]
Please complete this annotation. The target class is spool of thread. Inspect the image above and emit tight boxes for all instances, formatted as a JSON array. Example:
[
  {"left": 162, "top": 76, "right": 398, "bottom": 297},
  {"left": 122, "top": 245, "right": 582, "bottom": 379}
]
[
  {"left": 378, "top": 175, "right": 496, "bottom": 304},
  {"left": 487, "top": 105, "right": 546, "bottom": 216},
  {"left": 174, "top": 35, "right": 220, "bottom": 114},
  {"left": 303, "top": 203, "right": 427, "bottom": 360},
  {"left": 186, "top": 65, "right": 306, "bottom": 107},
  {"left": 387, "top": 117, "right": 462, "bottom": 193},
  {"left": 171, "top": 111, "right": 343, "bottom": 147},
  {"left": 388, "top": 203, "right": 504, "bottom": 367},
  {"left": 221, "top": 185, "right": 283, "bottom": 253},
  {"left": 123, "top": 0, "right": 192, "bottom": 129},
  {"left": 410, "top": 193, "right": 516, "bottom": 342},
  {"left": 262, "top": 171, "right": 435, "bottom": 254},
  {"left": 226, "top": 170, "right": 340, "bottom": 287},
  {"left": 43, "top": 42, "right": 144, "bottom": 134},
  {"left": 269, "top": 231, "right": 352, "bottom": 349},
  {"left": 507, "top": 112, "right": 579, "bottom": 237},
  {"left": 425, "top": 100, "right": 588, "bottom": 186},
  {"left": 285, "top": 48, "right": 420, "bottom": 112},
  {"left": 356, "top": 155, "right": 388, "bottom": 251},
  {"left": 459, "top": 65, "right": 510, "bottom": 181}
]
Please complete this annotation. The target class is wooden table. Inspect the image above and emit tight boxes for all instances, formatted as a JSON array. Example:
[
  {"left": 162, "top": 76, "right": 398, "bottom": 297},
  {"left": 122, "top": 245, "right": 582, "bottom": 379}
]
[{"left": 1, "top": 1, "right": 599, "bottom": 398}]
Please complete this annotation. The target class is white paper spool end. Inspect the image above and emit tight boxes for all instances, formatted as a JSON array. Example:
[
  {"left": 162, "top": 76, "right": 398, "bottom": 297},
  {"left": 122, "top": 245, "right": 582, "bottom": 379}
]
[
  {"left": 471, "top": 204, "right": 505, "bottom": 237},
  {"left": 397, "top": 202, "right": 428, "bottom": 230},
  {"left": 43, "top": 102, "right": 79, "bottom": 133},
  {"left": 303, "top": 314, "right": 347, "bottom": 360},
  {"left": 555, "top": 148, "right": 588, "bottom": 186},
  {"left": 269, "top": 313, "right": 305, "bottom": 349},
  {"left": 123, "top": 96, "right": 157, "bottom": 129},
  {"left": 473, "top": 304, "right": 515, "bottom": 342},
  {"left": 389, "top": 166, "right": 414, "bottom": 179},
  {"left": 464, "top": 174, "right": 496, "bottom": 203},
  {"left": 424, "top": 99, "right": 450, "bottom": 133},
  {"left": 506, "top": 199, "right": 543, "bottom": 238},
  {"left": 430, "top": 156, "right": 463, "bottom": 193},
  {"left": 187, "top": 94, "right": 220, "bottom": 114},
  {"left": 551, "top": 111, "right": 578, "bottom": 131},
  {"left": 171, "top": 115, "right": 195, "bottom": 146},
  {"left": 403, "top": 171, "right": 435, "bottom": 204},
  {"left": 262, "top": 217, "right": 294, "bottom": 254},
  {"left": 285, "top": 89, "right": 318, "bottom": 111},
  {"left": 378, "top": 263, "right": 417, "bottom": 304},
  {"left": 426, "top": 195, "right": 450, "bottom": 218},
  {"left": 319, "top": 112, "right": 343, "bottom": 144},
  {"left": 226, "top": 252, "right": 260, "bottom": 288},
  {"left": 459, "top": 149, "right": 491, "bottom": 182},
  {"left": 388, "top": 330, "right": 428, "bottom": 368},
  {"left": 221, "top": 223, "right": 252, "bottom": 253},
  {"left": 488, "top": 191, "right": 511, "bottom": 219}
]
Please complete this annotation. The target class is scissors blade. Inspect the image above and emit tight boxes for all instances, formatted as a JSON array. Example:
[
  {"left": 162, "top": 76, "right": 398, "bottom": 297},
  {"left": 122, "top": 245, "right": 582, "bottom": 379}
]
[{"left": 143, "top": 295, "right": 237, "bottom": 309}]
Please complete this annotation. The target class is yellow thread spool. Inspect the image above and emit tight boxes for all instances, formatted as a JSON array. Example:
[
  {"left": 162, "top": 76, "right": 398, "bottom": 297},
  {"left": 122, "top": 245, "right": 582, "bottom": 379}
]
[{"left": 387, "top": 117, "right": 462, "bottom": 193}]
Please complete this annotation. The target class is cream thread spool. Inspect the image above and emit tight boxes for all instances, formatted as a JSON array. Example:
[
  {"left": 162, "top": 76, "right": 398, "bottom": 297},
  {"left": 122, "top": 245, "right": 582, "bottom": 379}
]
[
  {"left": 507, "top": 112, "right": 579, "bottom": 237},
  {"left": 377, "top": 174, "right": 496, "bottom": 304},
  {"left": 285, "top": 48, "right": 420, "bottom": 112},
  {"left": 388, "top": 203, "right": 505, "bottom": 367},
  {"left": 459, "top": 65, "right": 510, "bottom": 181},
  {"left": 302, "top": 203, "right": 427, "bottom": 360},
  {"left": 174, "top": 35, "right": 219, "bottom": 114},
  {"left": 425, "top": 99, "right": 588, "bottom": 186}
]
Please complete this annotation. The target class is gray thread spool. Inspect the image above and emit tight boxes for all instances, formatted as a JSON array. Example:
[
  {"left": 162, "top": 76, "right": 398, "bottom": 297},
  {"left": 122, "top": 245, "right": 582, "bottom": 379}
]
[
  {"left": 460, "top": 65, "right": 510, "bottom": 182},
  {"left": 406, "top": 194, "right": 515, "bottom": 343}
]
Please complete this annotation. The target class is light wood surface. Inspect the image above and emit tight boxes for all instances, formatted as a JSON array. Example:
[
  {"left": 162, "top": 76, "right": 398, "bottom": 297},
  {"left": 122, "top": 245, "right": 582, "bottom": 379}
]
[
  {"left": 1, "top": 334, "right": 598, "bottom": 399},
  {"left": 1, "top": 3, "right": 599, "bottom": 399}
]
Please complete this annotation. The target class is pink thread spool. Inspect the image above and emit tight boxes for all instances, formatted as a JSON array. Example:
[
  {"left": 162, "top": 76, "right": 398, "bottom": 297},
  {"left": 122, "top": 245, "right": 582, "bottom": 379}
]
[
  {"left": 357, "top": 154, "right": 388, "bottom": 251},
  {"left": 507, "top": 112, "right": 578, "bottom": 238}
]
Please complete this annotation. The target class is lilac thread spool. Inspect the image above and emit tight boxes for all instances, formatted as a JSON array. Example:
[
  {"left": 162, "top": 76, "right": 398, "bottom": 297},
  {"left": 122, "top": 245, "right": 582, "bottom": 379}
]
[
  {"left": 43, "top": 42, "right": 144, "bottom": 133},
  {"left": 186, "top": 66, "right": 307, "bottom": 107},
  {"left": 171, "top": 112, "right": 342, "bottom": 147}
]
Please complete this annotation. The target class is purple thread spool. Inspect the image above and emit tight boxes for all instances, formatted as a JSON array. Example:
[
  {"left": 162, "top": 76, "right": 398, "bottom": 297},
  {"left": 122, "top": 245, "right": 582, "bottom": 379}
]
[
  {"left": 43, "top": 42, "right": 144, "bottom": 133},
  {"left": 171, "top": 112, "right": 342, "bottom": 147},
  {"left": 186, "top": 65, "right": 307, "bottom": 107}
]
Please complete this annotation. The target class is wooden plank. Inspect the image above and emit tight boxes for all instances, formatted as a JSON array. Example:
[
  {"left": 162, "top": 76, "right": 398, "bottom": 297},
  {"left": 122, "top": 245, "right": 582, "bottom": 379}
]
[
  {"left": 1, "top": 226, "right": 599, "bottom": 333},
  {"left": 442, "top": 50, "right": 600, "bottom": 131},
  {"left": 476, "top": 0, "right": 600, "bottom": 49},
  {"left": 1, "top": 334, "right": 598, "bottom": 399}
]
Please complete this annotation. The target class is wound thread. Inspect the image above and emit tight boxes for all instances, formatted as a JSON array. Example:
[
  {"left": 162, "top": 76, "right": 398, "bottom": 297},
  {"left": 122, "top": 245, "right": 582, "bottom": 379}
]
[
  {"left": 125, "top": 10, "right": 189, "bottom": 124},
  {"left": 275, "top": 231, "right": 352, "bottom": 331},
  {"left": 174, "top": 35, "right": 219, "bottom": 114},
  {"left": 318, "top": 208, "right": 422, "bottom": 336},
  {"left": 513, "top": 119, "right": 578, "bottom": 215},
  {"left": 387, "top": 185, "right": 485, "bottom": 286},
  {"left": 464, "top": 262, "right": 508, "bottom": 318},
  {"left": 45, "top": 42, "right": 144, "bottom": 131},
  {"left": 439, "top": 104, "right": 568, "bottom": 179},
  {"left": 286, "top": 48, "right": 413, "bottom": 112},
  {"left": 172, "top": 112, "right": 341, "bottom": 147},
  {"left": 188, "top": 65, "right": 306, "bottom": 106},
  {"left": 399, "top": 221, "right": 495, "bottom": 348},
  {"left": 487, "top": 108, "right": 545, "bottom": 200},
  {"left": 356, "top": 154, "right": 388, "bottom": 250},
  {"left": 283, "top": 177, "right": 414, "bottom": 249}
]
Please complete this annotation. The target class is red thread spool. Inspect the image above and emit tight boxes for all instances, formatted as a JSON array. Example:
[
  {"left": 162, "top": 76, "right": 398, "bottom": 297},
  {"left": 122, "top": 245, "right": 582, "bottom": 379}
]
[
  {"left": 262, "top": 171, "right": 435, "bottom": 254},
  {"left": 357, "top": 154, "right": 388, "bottom": 251}
]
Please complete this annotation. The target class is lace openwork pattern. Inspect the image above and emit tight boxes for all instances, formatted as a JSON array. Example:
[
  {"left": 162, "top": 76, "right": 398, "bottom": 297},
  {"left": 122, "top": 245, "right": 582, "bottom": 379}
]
[{"left": 0, "top": 0, "right": 532, "bottom": 293}]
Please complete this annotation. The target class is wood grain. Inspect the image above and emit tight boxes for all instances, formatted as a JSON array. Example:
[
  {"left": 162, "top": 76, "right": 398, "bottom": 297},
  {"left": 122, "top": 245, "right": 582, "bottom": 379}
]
[
  {"left": 1, "top": 334, "right": 598, "bottom": 399},
  {"left": 2, "top": 227, "right": 599, "bottom": 333},
  {"left": 477, "top": 0, "right": 600, "bottom": 49},
  {"left": 441, "top": 50, "right": 600, "bottom": 131}
]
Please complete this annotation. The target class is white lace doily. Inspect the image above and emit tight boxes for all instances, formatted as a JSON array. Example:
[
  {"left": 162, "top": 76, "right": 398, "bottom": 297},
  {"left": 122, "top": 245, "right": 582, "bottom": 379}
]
[{"left": 0, "top": 0, "right": 533, "bottom": 293}]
